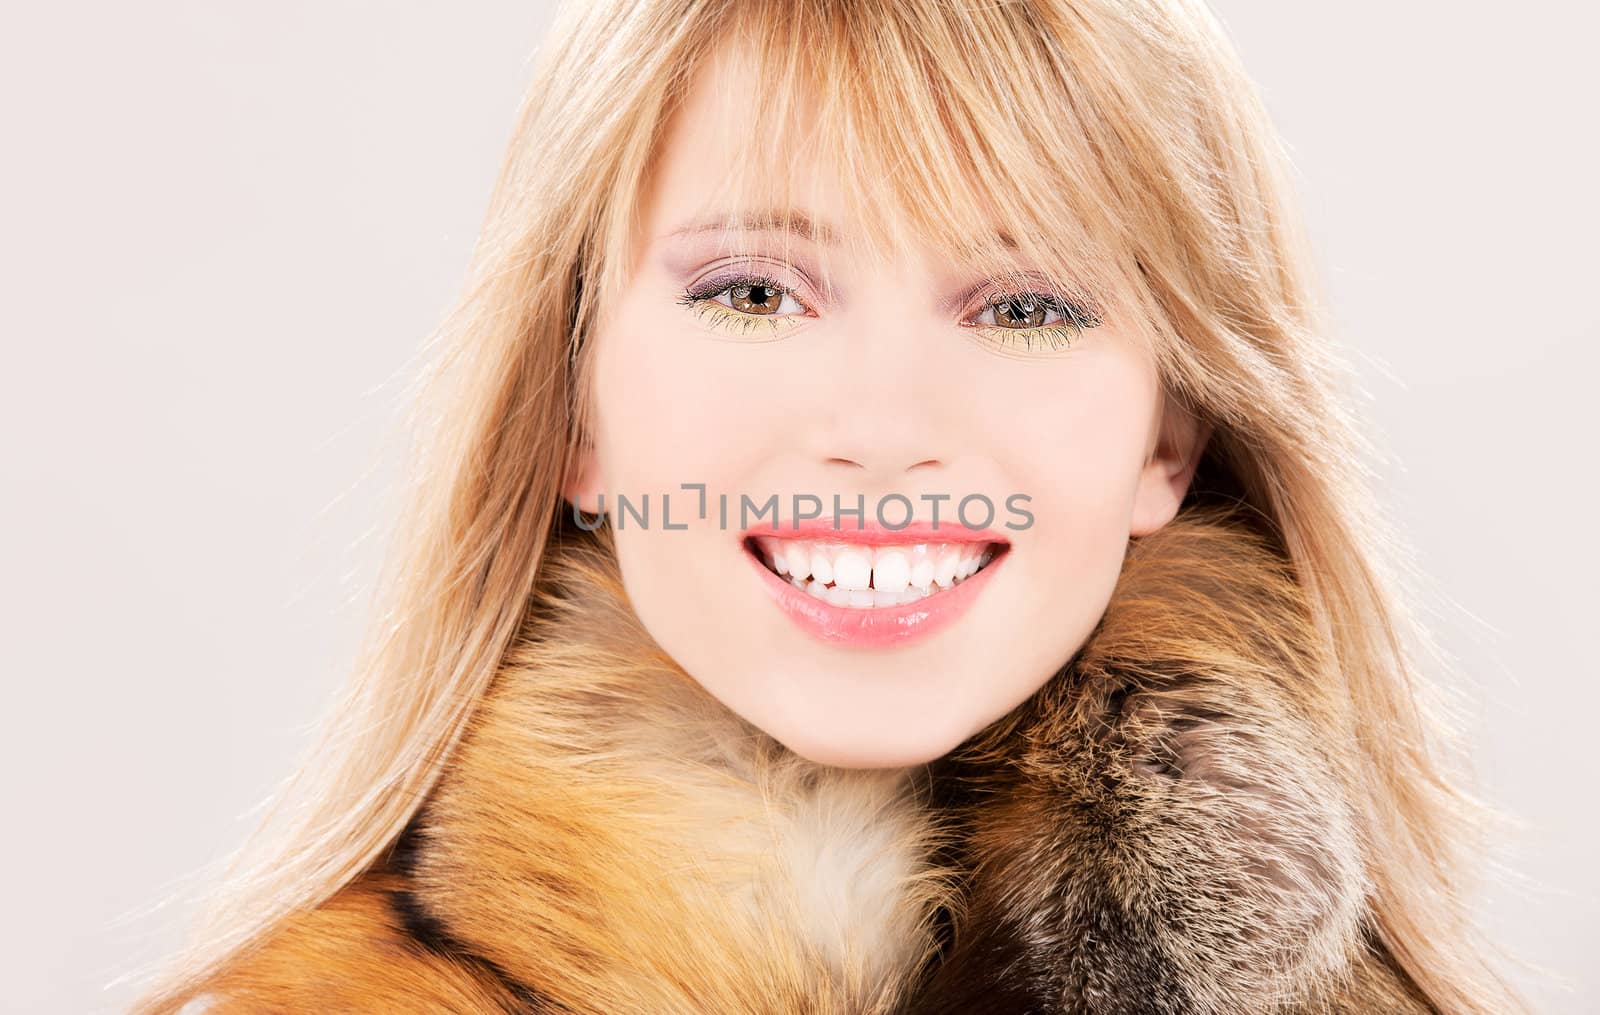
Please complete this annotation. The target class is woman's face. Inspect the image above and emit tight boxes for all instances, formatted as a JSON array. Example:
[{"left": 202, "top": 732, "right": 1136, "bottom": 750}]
[{"left": 568, "top": 53, "right": 1209, "bottom": 769}]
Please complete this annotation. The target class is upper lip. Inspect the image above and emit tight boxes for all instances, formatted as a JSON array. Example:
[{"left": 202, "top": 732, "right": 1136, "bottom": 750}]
[{"left": 741, "top": 517, "right": 1010, "bottom": 547}]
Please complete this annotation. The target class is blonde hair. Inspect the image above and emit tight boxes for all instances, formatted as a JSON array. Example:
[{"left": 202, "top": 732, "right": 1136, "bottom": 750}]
[{"left": 135, "top": 1, "right": 1526, "bottom": 1010}]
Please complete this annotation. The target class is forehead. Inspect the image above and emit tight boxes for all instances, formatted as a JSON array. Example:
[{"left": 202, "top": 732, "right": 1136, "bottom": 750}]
[
  {"left": 608, "top": 19, "right": 1137, "bottom": 334},
  {"left": 634, "top": 45, "right": 855, "bottom": 266}
]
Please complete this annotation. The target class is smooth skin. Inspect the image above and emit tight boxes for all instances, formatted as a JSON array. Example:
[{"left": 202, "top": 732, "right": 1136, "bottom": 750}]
[{"left": 566, "top": 46, "right": 1210, "bottom": 768}]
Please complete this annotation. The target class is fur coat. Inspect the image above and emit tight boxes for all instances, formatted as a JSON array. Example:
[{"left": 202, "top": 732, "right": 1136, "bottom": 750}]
[{"left": 198, "top": 503, "right": 1436, "bottom": 1014}]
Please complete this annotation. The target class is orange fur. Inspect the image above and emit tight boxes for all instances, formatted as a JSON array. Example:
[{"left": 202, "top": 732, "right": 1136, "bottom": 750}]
[
  {"left": 197, "top": 872, "right": 522, "bottom": 1013},
  {"left": 193, "top": 503, "right": 1433, "bottom": 1013}
]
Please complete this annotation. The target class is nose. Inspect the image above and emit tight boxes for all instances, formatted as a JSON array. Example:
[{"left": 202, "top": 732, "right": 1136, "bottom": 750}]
[
  {"left": 824, "top": 449, "right": 942, "bottom": 474},
  {"left": 822, "top": 407, "right": 944, "bottom": 477},
  {"left": 813, "top": 290, "right": 952, "bottom": 483}
]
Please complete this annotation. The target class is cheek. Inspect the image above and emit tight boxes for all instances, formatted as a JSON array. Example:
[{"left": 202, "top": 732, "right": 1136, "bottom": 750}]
[
  {"left": 587, "top": 308, "right": 784, "bottom": 674},
  {"left": 979, "top": 351, "right": 1159, "bottom": 694},
  {"left": 590, "top": 315, "right": 777, "bottom": 493},
  {"left": 990, "top": 346, "right": 1159, "bottom": 526}
]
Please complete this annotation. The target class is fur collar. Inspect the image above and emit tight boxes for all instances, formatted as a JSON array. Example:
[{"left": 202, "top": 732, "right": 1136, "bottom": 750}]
[{"left": 209, "top": 502, "right": 1437, "bottom": 1013}]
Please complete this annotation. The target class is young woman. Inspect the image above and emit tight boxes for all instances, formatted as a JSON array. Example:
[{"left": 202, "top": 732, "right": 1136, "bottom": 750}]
[{"left": 137, "top": 1, "right": 1526, "bottom": 1011}]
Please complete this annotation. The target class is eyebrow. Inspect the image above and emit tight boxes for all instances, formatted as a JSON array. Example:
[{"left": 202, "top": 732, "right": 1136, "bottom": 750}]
[
  {"left": 664, "top": 208, "right": 842, "bottom": 246},
  {"left": 662, "top": 207, "right": 1024, "bottom": 256}
]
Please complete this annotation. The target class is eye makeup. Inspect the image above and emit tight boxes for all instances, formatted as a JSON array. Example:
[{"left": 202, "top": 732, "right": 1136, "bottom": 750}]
[
  {"left": 674, "top": 260, "right": 1104, "bottom": 352},
  {"left": 675, "top": 271, "right": 808, "bottom": 335}
]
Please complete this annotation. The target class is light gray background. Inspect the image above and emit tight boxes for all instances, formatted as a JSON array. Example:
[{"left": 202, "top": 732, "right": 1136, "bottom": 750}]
[{"left": 3, "top": 3, "right": 1593, "bottom": 1012}]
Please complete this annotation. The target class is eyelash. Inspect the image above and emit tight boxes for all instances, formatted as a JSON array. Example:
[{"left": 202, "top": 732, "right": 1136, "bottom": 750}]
[
  {"left": 676, "top": 273, "right": 1102, "bottom": 351},
  {"left": 677, "top": 272, "right": 802, "bottom": 339}
]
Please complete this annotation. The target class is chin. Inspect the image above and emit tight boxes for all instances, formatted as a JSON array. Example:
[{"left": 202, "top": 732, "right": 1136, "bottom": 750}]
[{"left": 771, "top": 723, "right": 966, "bottom": 771}]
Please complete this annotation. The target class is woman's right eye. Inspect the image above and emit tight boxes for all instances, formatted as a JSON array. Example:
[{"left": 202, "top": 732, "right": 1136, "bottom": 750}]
[
  {"left": 714, "top": 279, "right": 809, "bottom": 317},
  {"left": 678, "top": 273, "right": 814, "bottom": 337}
]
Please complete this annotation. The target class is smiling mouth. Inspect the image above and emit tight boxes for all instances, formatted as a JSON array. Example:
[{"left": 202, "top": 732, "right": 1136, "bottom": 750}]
[{"left": 742, "top": 535, "right": 1007, "bottom": 609}]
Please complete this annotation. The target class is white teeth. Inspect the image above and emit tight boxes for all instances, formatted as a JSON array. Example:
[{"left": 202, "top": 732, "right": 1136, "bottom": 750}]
[
  {"left": 832, "top": 549, "right": 872, "bottom": 591},
  {"left": 871, "top": 548, "right": 911, "bottom": 591},
  {"left": 753, "top": 536, "right": 1003, "bottom": 609}
]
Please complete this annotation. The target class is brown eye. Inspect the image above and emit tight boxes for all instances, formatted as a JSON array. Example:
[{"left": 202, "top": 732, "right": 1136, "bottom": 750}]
[
  {"left": 702, "top": 276, "right": 807, "bottom": 320},
  {"left": 968, "top": 290, "right": 1100, "bottom": 335},
  {"left": 679, "top": 272, "right": 811, "bottom": 337},
  {"left": 991, "top": 296, "right": 1047, "bottom": 329},
  {"left": 729, "top": 283, "right": 784, "bottom": 316}
]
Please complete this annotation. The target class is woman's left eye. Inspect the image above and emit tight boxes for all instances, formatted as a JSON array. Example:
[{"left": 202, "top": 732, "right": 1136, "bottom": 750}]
[
  {"left": 956, "top": 290, "right": 1102, "bottom": 354},
  {"left": 970, "top": 294, "right": 1078, "bottom": 330}
]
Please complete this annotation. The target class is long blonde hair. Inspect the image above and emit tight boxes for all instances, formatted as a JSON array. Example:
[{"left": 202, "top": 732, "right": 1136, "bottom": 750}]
[{"left": 136, "top": 1, "right": 1526, "bottom": 1010}]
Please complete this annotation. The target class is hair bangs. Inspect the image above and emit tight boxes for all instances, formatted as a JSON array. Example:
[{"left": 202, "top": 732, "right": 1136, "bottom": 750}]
[{"left": 600, "top": 0, "right": 1146, "bottom": 346}]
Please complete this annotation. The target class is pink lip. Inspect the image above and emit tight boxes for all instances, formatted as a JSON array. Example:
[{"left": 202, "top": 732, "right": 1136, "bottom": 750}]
[
  {"left": 743, "top": 517, "right": 1008, "bottom": 546},
  {"left": 740, "top": 525, "right": 1009, "bottom": 649}
]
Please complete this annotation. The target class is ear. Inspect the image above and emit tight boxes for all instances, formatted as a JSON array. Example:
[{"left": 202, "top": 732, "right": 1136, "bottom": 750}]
[
  {"left": 562, "top": 435, "right": 606, "bottom": 517},
  {"left": 1128, "top": 396, "right": 1212, "bottom": 538}
]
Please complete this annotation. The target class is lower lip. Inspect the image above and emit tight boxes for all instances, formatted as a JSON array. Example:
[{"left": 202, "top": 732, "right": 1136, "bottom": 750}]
[{"left": 742, "top": 543, "right": 1007, "bottom": 649}]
